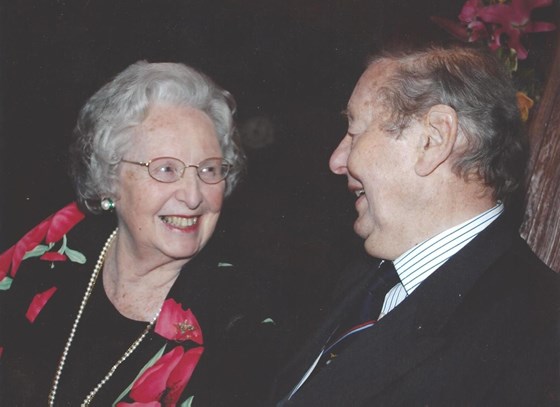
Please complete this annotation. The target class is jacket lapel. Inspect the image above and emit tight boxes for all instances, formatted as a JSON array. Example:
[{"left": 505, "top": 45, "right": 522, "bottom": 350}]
[{"left": 273, "top": 254, "right": 381, "bottom": 402}]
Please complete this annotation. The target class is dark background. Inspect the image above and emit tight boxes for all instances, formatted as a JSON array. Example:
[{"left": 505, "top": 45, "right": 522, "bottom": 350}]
[{"left": 1, "top": 0, "right": 558, "bottom": 335}]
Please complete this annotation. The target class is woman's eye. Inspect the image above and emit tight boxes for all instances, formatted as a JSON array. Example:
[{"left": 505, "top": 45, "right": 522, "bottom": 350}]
[
  {"left": 201, "top": 166, "right": 216, "bottom": 174},
  {"left": 158, "top": 165, "right": 175, "bottom": 173}
]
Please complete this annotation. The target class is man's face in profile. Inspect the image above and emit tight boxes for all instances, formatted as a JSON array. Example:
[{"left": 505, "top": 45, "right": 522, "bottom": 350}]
[{"left": 329, "top": 61, "right": 425, "bottom": 260}]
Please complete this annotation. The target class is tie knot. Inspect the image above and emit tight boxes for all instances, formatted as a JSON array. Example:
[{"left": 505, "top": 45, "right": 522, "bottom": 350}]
[{"left": 371, "top": 260, "right": 399, "bottom": 294}]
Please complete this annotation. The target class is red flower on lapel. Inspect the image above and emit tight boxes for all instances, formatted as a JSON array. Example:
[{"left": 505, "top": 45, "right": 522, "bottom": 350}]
[
  {"left": 3, "top": 218, "right": 51, "bottom": 278},
  {"left": 155, "top": 299, "right": 203, "bottom": 344},
  {"left": 0, "top": 246, "right": 14, "bottom": 281},
  {"left": 129, "top": 345, "right": 204, "bottom": 406},
  {"left": 45, "top": 202, "right": 85, "bottom": 244},
  {"left": 0, "top": 202, "right": 85, "bottom": 279},
  {"left": 25, "top": 286, "right": 57, "bottom": 323}
]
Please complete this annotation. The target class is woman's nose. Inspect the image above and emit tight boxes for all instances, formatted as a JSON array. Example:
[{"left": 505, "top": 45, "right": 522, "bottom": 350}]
[
  {"left": 175, "top": 168, "right": 203, "bottom": 209},
  {"left": 329, "top": 134, "right": 351, "bottom": 175}
]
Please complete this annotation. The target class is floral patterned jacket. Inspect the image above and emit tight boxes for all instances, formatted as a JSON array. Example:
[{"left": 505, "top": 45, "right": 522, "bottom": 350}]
[{"left": 0, "top": 203, "right": 278, "bottom": 406}]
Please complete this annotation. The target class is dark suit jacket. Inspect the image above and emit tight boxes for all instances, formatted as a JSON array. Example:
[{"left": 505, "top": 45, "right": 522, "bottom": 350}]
[{"left": 272, "top": 214, "right": 560, "bottom": 406}]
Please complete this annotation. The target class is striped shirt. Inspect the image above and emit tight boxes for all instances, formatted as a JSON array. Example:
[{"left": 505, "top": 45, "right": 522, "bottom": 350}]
[{"left": 379, "top": 202, "right": 504, "bottom": 319}]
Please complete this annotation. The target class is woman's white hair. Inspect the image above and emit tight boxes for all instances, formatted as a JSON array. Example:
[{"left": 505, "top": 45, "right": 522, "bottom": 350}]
[{"left": 69, "top": 61, "right": 244, "bottom": 213}]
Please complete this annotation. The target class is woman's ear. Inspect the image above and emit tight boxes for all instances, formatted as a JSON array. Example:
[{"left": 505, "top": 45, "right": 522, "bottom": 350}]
[{"left": 415, "top": 104, "right": 458, "bottom": 176}]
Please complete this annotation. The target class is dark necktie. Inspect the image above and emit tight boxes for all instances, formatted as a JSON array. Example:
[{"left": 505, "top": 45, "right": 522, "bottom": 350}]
[{"left": 320, "top": 260, "right": 400, "bottom": 365}]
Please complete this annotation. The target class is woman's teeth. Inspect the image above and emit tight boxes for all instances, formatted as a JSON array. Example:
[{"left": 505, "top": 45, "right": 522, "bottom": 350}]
[{"left": 160, "top": 216, "right": 198, "bottom": 228}]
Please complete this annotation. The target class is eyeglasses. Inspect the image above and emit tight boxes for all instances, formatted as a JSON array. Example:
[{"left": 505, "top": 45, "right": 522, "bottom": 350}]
[{"left": 121, "top": 156, "right": 232, "bottom": 184}]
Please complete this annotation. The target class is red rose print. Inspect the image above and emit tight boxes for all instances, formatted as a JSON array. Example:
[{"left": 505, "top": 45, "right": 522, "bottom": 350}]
[
  {"left": 0, "top": 202, "right": 85, "bottom": 279},
  {"left": 25, "top": 286, "right": 57, "bottom": 323},
  {"left": 0, "top": 246, "right": 14, "bottom": 281},
  {"left": 163, "top": 347, "right": 204, "bottom": 405},
  {"left": 155, "top": 299, "right": 203, "bottom": 345},
  {"left": 45, "top": 202, "right": 85, "bottom": 244},
  {"left": 129, "top": 345, "right": 204, "bottom": 405},
  {"left": 10, "top": 218, "right": 51, "bottom": 278}
]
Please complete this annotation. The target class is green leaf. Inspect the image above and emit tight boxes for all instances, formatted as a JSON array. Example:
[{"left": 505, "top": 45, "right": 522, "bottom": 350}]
[
  {"left": 23, "top": 244, "right": 50, "bottom": 260},
  {"left": 218, "top": 262, "right": 233, "bottom": 267},
  {"left": 64, "top": 247, "right": 87, "bottom": 264},
  {"left": 261, "top": 317, "right": 275, "bottom": 325},
  {"left": 180, "top": 396, "right": 194, "bottom": 407},
  {"left": 0, "top": 276, "right": 13, "bottom": 291},
  {"left": 112, "top": 344, "right": 167, "bottom": 407},
  {"left": 57, "top": 234, "right": 68, "bottom": 254}
]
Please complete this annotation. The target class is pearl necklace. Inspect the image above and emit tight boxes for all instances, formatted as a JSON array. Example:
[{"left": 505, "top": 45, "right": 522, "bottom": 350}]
[{"left": 48, "top": 228, "right": 161, "bottom": 407}]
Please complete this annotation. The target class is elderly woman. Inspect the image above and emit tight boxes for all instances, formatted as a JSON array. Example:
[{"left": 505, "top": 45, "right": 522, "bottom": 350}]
[{"left": 1, "top": 62, "right": 276, "bottom": 406}]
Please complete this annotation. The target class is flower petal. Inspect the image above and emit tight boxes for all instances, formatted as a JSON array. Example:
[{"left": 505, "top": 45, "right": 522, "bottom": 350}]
[
  {"left": 516, "top": 91, "right": 534, "bottom": 122},
  {"left": 163, "top": 347, "right": 204, "bottom": 406},
  {"left": 155, "top": 299, "right": 203, "bottom": 344},
  {"left": 459, "top": 0, "right": 483, "bottom": 23},
  {"left": 25, "top": 286, "right": 57, "bottom": 323},
  {"left": 11, "top": 218, "right": 51, "bottom": 277},
  {"left": 524, "top": 21, "right": 556, "bottom": 33},
  {"left": 40, "top": 252, "right": 68, "bottom": 262},
  {"left": 45, "top": 202, "right": 85, "bottom": 244},
  {"left": 0, "top": 246, "right": 15, "bottom": 280},
  {"left": 130, "top": 346, "right": 184, "bottom": 403},
  {"left": 430, "top": 16, "right": 470, "bottom": 41}
]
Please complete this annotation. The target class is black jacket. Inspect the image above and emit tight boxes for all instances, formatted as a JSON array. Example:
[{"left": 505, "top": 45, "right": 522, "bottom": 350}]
[{"left": 273, "top": 214, "right": 560, "bottom": 406}]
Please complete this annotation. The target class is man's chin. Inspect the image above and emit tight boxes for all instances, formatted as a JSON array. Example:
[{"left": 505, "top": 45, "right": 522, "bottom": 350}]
[{"left": 353, "top": 219, "right": 371, "bottom": 240}]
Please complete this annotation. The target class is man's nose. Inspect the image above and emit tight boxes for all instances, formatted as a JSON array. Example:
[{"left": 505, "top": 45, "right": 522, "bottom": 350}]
[{"left": 329, "top": 134, "right": 351, "bottom": 175}]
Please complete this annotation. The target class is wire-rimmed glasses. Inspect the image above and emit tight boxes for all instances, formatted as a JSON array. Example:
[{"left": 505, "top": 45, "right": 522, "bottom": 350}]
[{"left": 121, "top": 156, "right": 232, "bottom": 184}]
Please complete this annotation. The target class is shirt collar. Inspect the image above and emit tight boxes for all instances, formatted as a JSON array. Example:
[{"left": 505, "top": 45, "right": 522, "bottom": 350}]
[{"left": 393, "top": 202, "right": 504, "bottom": 295}]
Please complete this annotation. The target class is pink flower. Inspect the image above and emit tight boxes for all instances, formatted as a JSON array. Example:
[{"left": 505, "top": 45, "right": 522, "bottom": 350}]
[
  {"left": 25, "top": 286, "right": 57, "bottom": 323},
  {"left": 129, "top": 346, "right": 204, "bottom": 406},
  {"left": 459, "top": 0, "right": 483, "bottom": 23},
  {"left": 432, "top": 0, "right": 488, "bottom": 42},
  {"left": 432, "top": 0, "right": 556, "bottom": 60},
  {"left": 155, "top": 299, "right": 203, "bottom": 345},
  {"left": 478, "top": 0, "right": 556, "bottom": 59}
]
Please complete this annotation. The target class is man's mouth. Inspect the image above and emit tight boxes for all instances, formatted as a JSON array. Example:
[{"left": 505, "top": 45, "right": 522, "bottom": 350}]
[
  {"left": 160, "top": 215, "right": 199, "bottom": 228},
  {"left": 355, "top": 189, "right": 365, "bottom": 198}
]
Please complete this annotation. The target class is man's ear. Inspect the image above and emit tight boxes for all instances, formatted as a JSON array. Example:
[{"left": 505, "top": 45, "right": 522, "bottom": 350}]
[{"left": 415, "top": 104, "right": 458, "bottom": 176}]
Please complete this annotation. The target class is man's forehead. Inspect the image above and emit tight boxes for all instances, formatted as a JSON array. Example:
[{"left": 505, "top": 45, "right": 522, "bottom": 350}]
[
  {"left": 347, "top": 60, "right": 398, "bottom": 114},
  {"left": 361, "top": 59, "right": 396, "bottom": 90}
]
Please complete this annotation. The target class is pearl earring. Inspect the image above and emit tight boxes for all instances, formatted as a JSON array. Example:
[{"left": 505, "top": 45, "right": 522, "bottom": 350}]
[{"left": 100, "top": 198, "right": 115, "bottom": 211}]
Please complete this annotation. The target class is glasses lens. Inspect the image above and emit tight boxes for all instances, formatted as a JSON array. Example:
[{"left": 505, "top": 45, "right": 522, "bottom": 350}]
[
  {"left": 148, "top": 157, "right": 183, "bottom": 183},
  {"left": 198, "top": 158, "right": 231, "bottom": 184}
]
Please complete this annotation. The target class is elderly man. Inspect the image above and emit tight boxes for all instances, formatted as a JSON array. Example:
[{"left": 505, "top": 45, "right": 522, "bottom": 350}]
[{"left": 273, "top": 45, "right": 559, "bottom": 406}]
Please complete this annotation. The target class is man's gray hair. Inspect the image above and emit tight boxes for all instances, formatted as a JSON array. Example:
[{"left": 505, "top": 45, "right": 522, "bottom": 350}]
[{"left": 369, "top": 45, "right": 528, "bottom": 203}]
